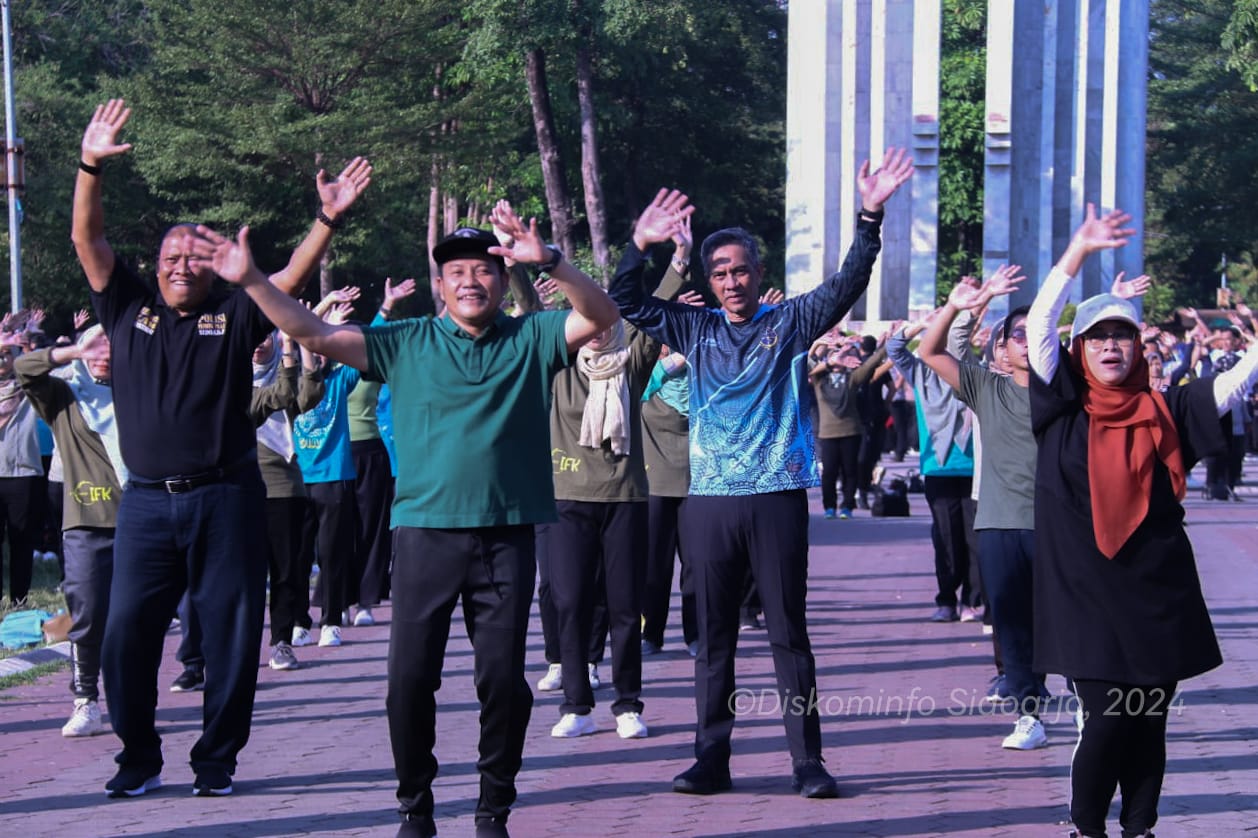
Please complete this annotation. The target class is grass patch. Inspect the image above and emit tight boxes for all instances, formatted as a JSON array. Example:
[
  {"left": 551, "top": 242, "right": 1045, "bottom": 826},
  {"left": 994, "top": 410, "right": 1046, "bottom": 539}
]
[
  {"left": 1, "top": 556, "right": 67, "bottom": 661},
  {"left": 0, "top": 659, "right": 69, "bottom": 693}
]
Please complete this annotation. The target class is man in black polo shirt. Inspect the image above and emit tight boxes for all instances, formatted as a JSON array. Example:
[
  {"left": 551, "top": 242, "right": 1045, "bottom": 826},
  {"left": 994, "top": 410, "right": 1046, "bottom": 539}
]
[{"left": 71, "top": 99, "right": 372, "bottom": 798}]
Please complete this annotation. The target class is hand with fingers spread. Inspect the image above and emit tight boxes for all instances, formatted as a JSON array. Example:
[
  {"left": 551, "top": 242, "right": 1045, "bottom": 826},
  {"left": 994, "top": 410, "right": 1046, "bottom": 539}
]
[
  {"left": 27, "top": 307, "right": 47, "bottom": 330},
  {"left": 72, "top": 308, "right": 92, "bottom": 332},
  {"left": 1110, "top": 271, "right": 1152, "bottom": 300},
  {"left": 190, "top": 225, "right": 263, "bottom": 287},
  {"left": 857, "top": 147, "right": 914, "bottom": 213},
  {"left": 677, "top": 290, "right": 707, "bottom": 308},
  {"left": 1058, "top": 203, "right": 1136, "bottom": 278},
  {"left": 487, "top": 203, "right": 552, "bottom": 266},
  {"left": 671, "top": 213, "right": 694, "bottom": 262},
  {"left": 383, "top": 277, "right": 417, "bottom": 306},
  {"left": 533, "top": 276, "right": 561, "bottom": 308},
  {"left": 317, "top": 157, "right": 373, "bottom": 220},
  {"left": 979, "top": 264, "right": 1026, "bottom": 304},
  {"left": 324, "top": 301, "right": 354, "bottom": 326},
  {"left": 81, "top": 99, "right": 133, "bottom": 166},
  {"left": 633, "top": 188, "right": 694, "bottom": 252},
  {"left": 759, "top": 287, "right": 785, "bottom": 306}
]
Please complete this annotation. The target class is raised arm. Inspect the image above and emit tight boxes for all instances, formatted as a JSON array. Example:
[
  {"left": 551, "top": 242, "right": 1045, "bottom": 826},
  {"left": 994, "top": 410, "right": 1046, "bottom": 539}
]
[
  {"left": 72, "top": 100, "right": 133, "bottom": 291},
  {"left": 921, "top": 270, "right": 1022, "bottom": 391},
  {"left": 194, "top": 225, "right": 369, "bottom": 370},
  {"left": 268, "top": 157, "right": 373, "bottom": 297}
]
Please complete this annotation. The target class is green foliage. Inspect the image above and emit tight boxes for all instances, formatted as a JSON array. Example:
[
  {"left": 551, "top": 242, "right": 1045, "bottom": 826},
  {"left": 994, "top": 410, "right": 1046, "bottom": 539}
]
[{"left": 1223, "top": 0, "right": 1258, "bottom": 91}]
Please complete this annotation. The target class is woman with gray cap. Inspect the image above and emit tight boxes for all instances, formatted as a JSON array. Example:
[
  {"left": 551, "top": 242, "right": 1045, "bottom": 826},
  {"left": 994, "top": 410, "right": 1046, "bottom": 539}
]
[{"left": 1027, "top": 204, "right": 1258, "bottom": 838}]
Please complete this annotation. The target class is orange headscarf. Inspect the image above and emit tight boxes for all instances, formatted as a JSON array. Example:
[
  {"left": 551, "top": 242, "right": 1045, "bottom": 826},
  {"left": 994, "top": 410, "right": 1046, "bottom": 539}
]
[{"left": 1070, "top": 339, "right": 1186, "bottom": 559}]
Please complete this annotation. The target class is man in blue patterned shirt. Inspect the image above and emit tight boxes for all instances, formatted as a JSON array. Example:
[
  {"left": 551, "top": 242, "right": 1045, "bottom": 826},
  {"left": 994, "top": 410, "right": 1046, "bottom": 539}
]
[{"left": 610, "top": 149, "right": 913, "bottom": 798}]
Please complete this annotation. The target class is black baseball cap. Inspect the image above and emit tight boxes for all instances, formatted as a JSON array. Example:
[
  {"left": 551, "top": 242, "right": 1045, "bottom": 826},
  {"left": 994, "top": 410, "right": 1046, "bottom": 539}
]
[{"left": 432, "top": 227, "right": 501, "bottom": 266}]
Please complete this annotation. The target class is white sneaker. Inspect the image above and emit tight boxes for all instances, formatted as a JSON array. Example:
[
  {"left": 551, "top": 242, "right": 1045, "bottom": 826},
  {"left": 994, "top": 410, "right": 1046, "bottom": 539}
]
[
  {"left": 62, "top": 698, "right": 103, "bottom": 738},
  {"left": 551, "top": 712, "right": 596, "bottom": 738},
  {"left": 318, "top": 625, "right": 343, "bottom": 647},
  {"left": 291, "top": 626, "right": 314, "bottom": 647},
  {"left": 615, "top": 711, "right": 649, "bottom": 739},
  {"left": 340, "top": 610, "right": 351, "bottom": 626},
  {"left": 588, "top": 663, "right": 602, "bottom": 690},
  {"left": 1001, "top": 714, "right": 1048, "bottom": 750},
  {"left": 536, "top": 663, "right": 563, "bottom": 691},
  {"left": 353, "top": 607, "right": 375, "bottom": 627}
]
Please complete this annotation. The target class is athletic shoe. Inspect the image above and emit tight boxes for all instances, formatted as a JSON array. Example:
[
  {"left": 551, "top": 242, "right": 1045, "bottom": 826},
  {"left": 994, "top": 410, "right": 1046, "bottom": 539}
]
[
  {"left": 169, "top": 668, "right": 204, "bottom": 692},
  {"left": 588, "top": 663, "right": 602, "bottom": 690},
  {"left": 536, "top": 663, "right": 562, "bottom": 691},
  {"left": 838, "top": 508, "right": 852, "bottom": 520},
  {"left": 62, "top": 698, "right": 103, "bottom": 737},
  {"left": 958, "top": 605, "right": 982, "bottom": 622},
  {"left": 192, "top": 766, "right": 233, "bottom": 797},
  {"left": 739, "top": 615, "right": 762, "bottom": 631},
  {"left": 984, "top": 674, "right": 1011, "bottom": 702},
  {"left": 616, "top": 711, "right": 649, "bottom": 739},
  {"left": 982, "top": 623, "right": 994, "bottom": 635},
  {"left": 641, "top": 639, "right": 662, "bottom": 656},
  {"left": 105, "top": 765, "right": 162, "bottom": 798},
  {"left": 319, "top": 625, "right": 343, "bottom": 647},
  {"left": 1001, "top": 714, "right": 1048, "bottom": 750},
  {"left": 269, "top": 642, "right": 299, "bottom": 671},
  {"left": 353, "top": 607, "right": 375, "bottom": 627},
  {"left": 397, "top": 813, "right": 437, "bottom": 837},
  {"left": 930, "top": 605, "right": 959, "bottom": 623},
  {"left": 791, "top": 757, "right": 839, "bottom": 798},
  {"left": 475, "top": 814, "right": 510, "bottom": 838},
  {"left": 687, "top": 641, "right": 700, "bottom": 658},
  {"left": 823, "top": 508, "right": 836, "bottom": 520},
  {"left": 551, "top": 712, "right": 596, "bottom": 738},
  {"left": 341, "top": 610, "right": 351, "bottom": 626},
  {"left": 673, "top": 758, "right": 732, "bottom": 795},
  {"left": 290, "top": 626, "right": 314, "bottom": 647}
]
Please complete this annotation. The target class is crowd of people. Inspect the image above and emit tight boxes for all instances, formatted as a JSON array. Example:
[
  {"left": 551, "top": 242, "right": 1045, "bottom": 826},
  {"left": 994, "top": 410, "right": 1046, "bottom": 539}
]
[{"left": 1, "top": 99, "right": 1256, "bottom": 838}]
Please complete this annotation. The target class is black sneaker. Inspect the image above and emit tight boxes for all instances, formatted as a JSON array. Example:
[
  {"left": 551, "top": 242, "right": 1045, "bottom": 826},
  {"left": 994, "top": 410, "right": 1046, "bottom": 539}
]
[
  {"left": 191, "top": 766, "right": 233, "bottom": 797},
  {"left": 170, "top": 668, "right": 205, "bottom": 692},
  {"left": 105, "top": 765, "right": 162, "bottom": 798},
  {"left": 397, "top": 813, "right": 437, "bottom": 838},
  {"left": 792, "top": 757, "right": 839, "bottom": 798},
  {"left": 672, "top": 758, "right": 732, "bottom": 795},
  {"left": 475, "top": 814, "right": 510, "bottom": 838}
]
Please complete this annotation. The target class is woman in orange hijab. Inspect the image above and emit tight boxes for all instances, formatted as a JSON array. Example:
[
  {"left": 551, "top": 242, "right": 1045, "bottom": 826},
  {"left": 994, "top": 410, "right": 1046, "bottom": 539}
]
[{"left": 1026, "top": 204, "right": 1258, "bottom": 838}]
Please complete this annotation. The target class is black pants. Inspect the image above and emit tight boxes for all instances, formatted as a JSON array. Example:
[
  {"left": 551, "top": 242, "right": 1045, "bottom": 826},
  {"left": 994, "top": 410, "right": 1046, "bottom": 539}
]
[
  {"left": 977, "top": 529, "right": 1042, "bottom": 713},
  {"left": 62, "top": 527, "right": 114, "bottom": 701},
  {"left": 1071, "top": 679, "right": 1177, "bottom": 838},
  {"left": 641, "top": 495, "right": 696, "bottom": 648},
  {"left": 925, "top": 476, "right": 982, "bottom": 609},
  {"left": 680, "top": 490, "right": 821, "bottom": 763},
  {"left": 889, "top": 401, "right": 914, "bottom": 460},
  {"left": 103, "top": 473, "right": 267, "bottom": 777},
  {"left": 546, "top": 500, "right": 645, "bottom": 717},
  {"left": 536, "top": 525, "right": 607, "bottom": 665},
  {"left": 265, "top": 497, "right": 306, "bottom": 647},
  {"left": 818, "top": 435, "right": 861, "bottom": 512},
  {"left": 858, "top": 421, "right": 885, "bottom": 496},
  {"left": 295, "top": 498, "right": 316, "bottom": 631},
  {"left": 387, "top": 525, "right": 534, "bottom": 824},
  {"left": 351, "top": 439, "right": 394, "bottom": 608},
  {"left": 308, "top": 480, "right": 356, "bottom": 628},
  {"left": 0, "top": 475, "right": 40, "bottom": 602}
]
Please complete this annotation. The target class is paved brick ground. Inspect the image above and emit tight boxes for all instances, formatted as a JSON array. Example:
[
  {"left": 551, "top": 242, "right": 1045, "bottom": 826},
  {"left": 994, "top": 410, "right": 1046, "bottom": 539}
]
[{"left": 1, "top": 458, "right": 1256, "bottom": 837}]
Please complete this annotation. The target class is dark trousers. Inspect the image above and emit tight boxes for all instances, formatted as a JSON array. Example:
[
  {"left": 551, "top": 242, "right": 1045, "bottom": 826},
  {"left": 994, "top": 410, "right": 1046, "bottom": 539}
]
[
  {"left": 818, "top": 435, "right": 861, "bottom": 512},
  {"left": 977, "top": 529, "right": 1042, "bottom": 714},
  {"left": 925, "top": 476, "right": 982, "bottom": 609},
  {"left": 62, "top": 527, "right": 114, "bottom": 701},
  {"left": 536, "top": 525, "right": 607, "bottom": 665},
  {"left": 1071, "top": 679, "right": 1177, "bottom": 838},
  {"left": 265, "top": 497, "right": 306, "bottom": 647},
  {"left": 295, "top": 498, "right": 316, "bottom": 630},
  {"left": 546, "top": 500, "right": 646, "bottom": 717},
  {"left": 351, "top": 439, "right": 394, "bottom": 607},
  {"left": 176, "top": 593, "right": 204, "bottom": 671},
  {"left": 890, "top": 401, "right": 914, "bottom": 460},
  {"left": 642, "top": 495, "right": 696, "bottom": 648},
  {"left": 102, "top": 474, "right": 267, "bottom": 776},
  {"left": 308, "top": 480, "right": 356, "bottom": 628},
  {"left": 388, "top": 525, "right": 534, "bottom": 824},
  {"left": 680, "top": 490, "right": 821, "bottom": 763},
  {"left": 0, "top": 475, "right": 40, "bottom": 602},
  {"left": 858, "top": 422, "right": 885, "bottom": 495},
  {"left": 1204, "top": 434, "right": 1246, "bottom": 497}
]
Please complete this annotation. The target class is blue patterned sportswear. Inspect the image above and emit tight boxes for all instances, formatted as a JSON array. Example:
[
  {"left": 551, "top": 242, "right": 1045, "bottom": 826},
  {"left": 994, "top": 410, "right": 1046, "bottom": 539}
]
[{"left": 610, "top": 219, "right": 883, "bottom": 496}]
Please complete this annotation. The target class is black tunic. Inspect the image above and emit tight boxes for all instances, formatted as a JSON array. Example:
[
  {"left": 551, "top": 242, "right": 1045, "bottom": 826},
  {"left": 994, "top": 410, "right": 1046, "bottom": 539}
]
[{"left": 1029, "top": 346, "right": 1225, "bottom": 685}]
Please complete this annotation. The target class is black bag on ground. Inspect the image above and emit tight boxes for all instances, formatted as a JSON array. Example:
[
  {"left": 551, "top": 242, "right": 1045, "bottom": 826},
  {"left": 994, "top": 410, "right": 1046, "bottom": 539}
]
[{"left": 871, "top": 477, "right": 910, "bottom": 517}]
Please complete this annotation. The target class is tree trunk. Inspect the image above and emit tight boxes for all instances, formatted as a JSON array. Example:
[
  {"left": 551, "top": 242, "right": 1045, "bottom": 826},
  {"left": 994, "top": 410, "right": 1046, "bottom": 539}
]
[
  {"left": 576, "top": 43, "right": 610, "bottom": 283},
  {"left": 525, "top": 48, "right": 576, "bottom": 257},
  {"left": 428, "top": 157, "right": 443, "bottom": 315}
]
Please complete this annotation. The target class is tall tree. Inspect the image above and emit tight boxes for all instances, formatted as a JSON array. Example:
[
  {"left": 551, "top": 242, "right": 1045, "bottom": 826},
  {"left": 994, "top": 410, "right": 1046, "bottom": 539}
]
[{"left": 525, "top": 48, "right": 577, "bottom": 256}]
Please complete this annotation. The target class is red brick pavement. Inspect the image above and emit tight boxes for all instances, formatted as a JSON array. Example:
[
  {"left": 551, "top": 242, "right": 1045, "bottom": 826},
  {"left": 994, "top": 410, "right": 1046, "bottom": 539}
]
[{"left": 1, "top": 463, "right": 1256, "bottom": 837}]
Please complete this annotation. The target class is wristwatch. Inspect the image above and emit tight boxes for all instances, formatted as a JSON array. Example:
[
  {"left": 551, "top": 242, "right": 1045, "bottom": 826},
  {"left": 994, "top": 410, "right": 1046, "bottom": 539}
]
[{"left": 537, "top": 245, "right": 563, "bottom": 273}]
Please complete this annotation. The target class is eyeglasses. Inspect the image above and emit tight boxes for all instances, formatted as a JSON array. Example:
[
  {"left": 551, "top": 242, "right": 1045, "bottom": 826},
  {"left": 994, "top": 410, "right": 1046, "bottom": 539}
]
[
  {"left": 1083, "top": 329, "right": 1136, "bottom": 348},
  {"left": 1005, "top": 328, "right": 1028, "bottom": 344}
]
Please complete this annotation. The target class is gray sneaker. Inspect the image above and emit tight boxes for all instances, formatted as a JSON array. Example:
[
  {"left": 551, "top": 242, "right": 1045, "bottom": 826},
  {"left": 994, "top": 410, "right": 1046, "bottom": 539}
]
[{"left": 269, "top": 642, "right": 299, "bottom": 671}]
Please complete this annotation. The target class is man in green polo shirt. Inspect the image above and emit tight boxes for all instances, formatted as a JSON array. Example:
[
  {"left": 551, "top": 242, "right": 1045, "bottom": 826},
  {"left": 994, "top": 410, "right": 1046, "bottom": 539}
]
[{"left": 190, "top": 207, "right": 619, "bottom": 838}]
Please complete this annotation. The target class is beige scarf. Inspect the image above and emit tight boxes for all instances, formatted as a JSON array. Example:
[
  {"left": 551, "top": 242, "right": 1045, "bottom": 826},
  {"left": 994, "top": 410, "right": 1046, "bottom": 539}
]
[{"left": 577, "top": 321, "right": 631, "bottom": 455}]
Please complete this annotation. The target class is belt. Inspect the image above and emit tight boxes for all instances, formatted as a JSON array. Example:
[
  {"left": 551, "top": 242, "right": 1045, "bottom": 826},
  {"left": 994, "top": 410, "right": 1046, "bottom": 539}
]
[{"left": 129, "top": 460, "right": 253, "bottom": 494}]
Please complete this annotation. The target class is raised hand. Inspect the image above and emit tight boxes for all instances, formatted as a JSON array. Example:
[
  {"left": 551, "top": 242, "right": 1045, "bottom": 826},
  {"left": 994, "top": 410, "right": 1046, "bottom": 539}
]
[
  {"left": 857, "top": 146, "right": 914, "bottom": 212},
  {"left": 27, "top": 307, "right": 47, "bottom": 330},
  {"left": 72, "top": 308, "right": 92, "bottom": 331},
  {"left": 1110, "top": 271, "right": 1152, "bottom": 300},
  {"left": 980, "top": 263, "right": 1025, "bottom": 303},
  {"left": 671, "top": 212, "right": 694, "bottom": 260},
  {"left": 191, "top": 225, "right": 258, "bottom": 285},
  {"left": 81, "top": 99, "right": 133, "bottom": 165},
  {"left": 759, "top": 287, "right": 785, "bottom": 306},
  {"left": 383, "top": 277, "right": 417, "bottom": 306},
  {"left": 1071, "top": 203, "right": 1135, "bottom": 255},
  {"left": 633, "top": 188, "right": 694, "bottom": 251},
  {"left": 324, "top": 301, "right": 354, "bottom": 326},
  {"left": 317, "top": 156, "right": 373, "bottom": 218},
  {"left": 677, "top": 290, "right": 706, "bottom": 308},
  {"left": 329, "top": 286, "right": 361, "bottom": 305},
  {"left": 487, "top": 203, "right": 549, "bottom": 266},
  {"left": 533, "top": 276, "right": 561, "bottom": 308}
]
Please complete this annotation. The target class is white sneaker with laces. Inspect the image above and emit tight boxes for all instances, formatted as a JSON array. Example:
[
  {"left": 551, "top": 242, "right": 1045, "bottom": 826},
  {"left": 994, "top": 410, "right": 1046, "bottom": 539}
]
[
  {"left": 615, "top": 711, "right": 648, "bottom": 739},
  {"left": 62, "top": 698, "right": 103, "bottom": 737},
  {"left": 291, "top": 626, "right": 314, "bottom": 647},
  {"left": 353, "top": 607, "right": 375, "bottom": 627},
  {"left": 588, "top": 663, "right": 602, "bottom": 690},
  {"left": 551, "top": 712, "right": 596, "bottom": 738},
  {"left": 319, "top": 625, "right": 343, "bottom": 647},
  {"left": 1001, "top": 714, "right": 1048, "bottom": 750},
  {"left": 536, "top": 662, "right": 562, "bottom": 691}
]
